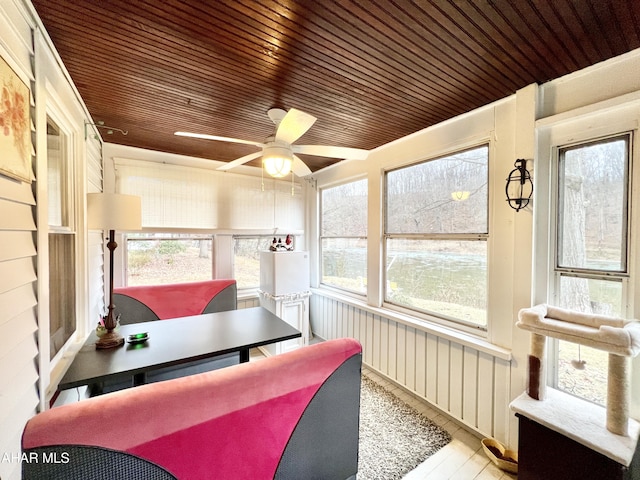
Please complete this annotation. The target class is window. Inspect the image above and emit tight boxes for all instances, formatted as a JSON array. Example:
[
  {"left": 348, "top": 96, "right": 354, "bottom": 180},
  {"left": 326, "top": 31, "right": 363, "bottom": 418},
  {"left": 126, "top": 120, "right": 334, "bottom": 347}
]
[
  {"left": 234, "top": 236, "right": 275, "bottom": 289},
  {"left": 127, "top": 233, "right": 213, "bottom": 286},
  {"left": 117, "top": 158, "right": 305, "bottom": 290},
  {"left": 126, "top": 233, "right": 294, "bottom": 289},
  {"left": 552, "top": 134, "right": 631, "bottom": 405},
  {"left": 47, "top": 116, "right": 76, "bottom": 360},
  {"left": 384, "top": 145, "right": 489, "bottom": 328},
  {"left": 320, "top": 179, "right": 367, "bottom": 294}
]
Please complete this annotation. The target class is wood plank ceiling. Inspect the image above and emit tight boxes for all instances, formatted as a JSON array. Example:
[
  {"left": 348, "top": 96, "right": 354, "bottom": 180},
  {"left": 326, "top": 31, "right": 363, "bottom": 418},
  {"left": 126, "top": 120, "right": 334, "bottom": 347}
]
[{"left": 32, "top": 0, "right": 640, "bottom": 173}]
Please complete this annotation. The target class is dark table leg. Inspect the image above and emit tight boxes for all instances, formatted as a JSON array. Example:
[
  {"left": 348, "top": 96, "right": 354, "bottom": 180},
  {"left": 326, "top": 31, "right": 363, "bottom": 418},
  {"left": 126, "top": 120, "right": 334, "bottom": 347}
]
[
  {"left": 133, "top": 373, "right": 147, "bottom": 386},
  {"left": 88, "top": 382, "right": 104, "bottom": 397},
  {"left": 239, "top": 348, "right": 250, "bottom": 363}
]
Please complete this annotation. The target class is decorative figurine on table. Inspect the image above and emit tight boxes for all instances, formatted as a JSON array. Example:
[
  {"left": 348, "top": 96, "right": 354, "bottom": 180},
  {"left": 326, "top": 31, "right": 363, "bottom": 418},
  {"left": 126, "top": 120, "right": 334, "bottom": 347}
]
[
  {"left": 285, "top": 234, "right": 294, "bottom": 251},
  {"left": 269, "top": 237, "right": 278, "bottom": 251},
  {"left": 97, "top": 313, "right": 121, "bottom": 337}
]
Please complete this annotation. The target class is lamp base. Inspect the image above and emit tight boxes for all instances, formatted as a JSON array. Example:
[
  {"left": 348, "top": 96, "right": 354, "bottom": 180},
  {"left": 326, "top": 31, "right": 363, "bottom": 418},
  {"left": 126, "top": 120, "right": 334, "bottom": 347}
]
[{"left": 96, "top": 330, "right": 125, "bottom": 349}]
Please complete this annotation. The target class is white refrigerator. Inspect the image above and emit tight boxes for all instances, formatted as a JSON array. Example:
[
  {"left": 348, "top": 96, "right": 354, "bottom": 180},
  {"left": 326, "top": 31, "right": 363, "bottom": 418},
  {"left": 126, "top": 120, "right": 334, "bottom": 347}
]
[
  {"left": 260, "top": 251, "right": 310, "bottom": 295},
  {"left": 259, "top": 251, "right": 310, "bottom": 355}
]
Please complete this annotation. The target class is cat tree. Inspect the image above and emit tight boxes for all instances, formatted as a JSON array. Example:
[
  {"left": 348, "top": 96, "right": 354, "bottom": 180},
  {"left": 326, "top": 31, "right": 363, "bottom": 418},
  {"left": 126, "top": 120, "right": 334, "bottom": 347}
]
[
  {"left": 516, "top": 304, "right": 640, "bottom": 436},
  {"left": 510, "top": 304, "right": 640, "bottom": 479}
]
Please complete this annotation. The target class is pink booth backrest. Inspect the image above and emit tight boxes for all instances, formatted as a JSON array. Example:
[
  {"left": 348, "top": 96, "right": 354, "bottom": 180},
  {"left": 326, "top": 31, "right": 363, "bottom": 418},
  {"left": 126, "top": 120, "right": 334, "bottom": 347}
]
[{"left": 22, "top": 337, "right": 363, "bottom": 480}]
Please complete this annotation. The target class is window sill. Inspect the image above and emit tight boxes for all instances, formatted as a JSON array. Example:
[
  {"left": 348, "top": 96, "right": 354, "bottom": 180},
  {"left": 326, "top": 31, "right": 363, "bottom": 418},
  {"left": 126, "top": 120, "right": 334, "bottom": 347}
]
[
  {"left": 46, "top": 333, "right": 88, "bottom": 403},
  {"left": 311, "top": 287, "right": 512, "bottom": 362}
]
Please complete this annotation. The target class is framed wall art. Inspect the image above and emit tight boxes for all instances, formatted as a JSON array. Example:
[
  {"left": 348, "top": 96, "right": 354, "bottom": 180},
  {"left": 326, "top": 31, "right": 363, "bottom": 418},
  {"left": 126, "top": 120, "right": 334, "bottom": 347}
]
[{"left": 0, "top": 55, "right": 31, "bottom": 182}]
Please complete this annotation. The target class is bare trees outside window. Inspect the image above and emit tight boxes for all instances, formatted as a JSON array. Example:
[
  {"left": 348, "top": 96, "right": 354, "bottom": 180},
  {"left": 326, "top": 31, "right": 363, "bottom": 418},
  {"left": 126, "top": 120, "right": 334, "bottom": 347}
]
[
  {"left": 320, "top": 179, "right": 368, "bottom": 294},
  {"left": 553, "top": 134, "right": 631, "bottom": 405},
  {"left": 127, "top": 233, "right": 213, "bottom": 285},
  {"left": 385, "top": 145, "right": 489, "bottom": 328},
  {"left": 234, "top": 236, "right": 275, "bottom": 289}
]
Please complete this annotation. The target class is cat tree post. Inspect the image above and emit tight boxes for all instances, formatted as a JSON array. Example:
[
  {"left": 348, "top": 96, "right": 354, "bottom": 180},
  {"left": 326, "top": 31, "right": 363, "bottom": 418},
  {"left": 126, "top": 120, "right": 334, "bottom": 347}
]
[
  {"left": 608, "top": 353, "right": 630, "bottom": 436},
  {"left": 528, "top": 332, "right": 547, "bottom": 400}
]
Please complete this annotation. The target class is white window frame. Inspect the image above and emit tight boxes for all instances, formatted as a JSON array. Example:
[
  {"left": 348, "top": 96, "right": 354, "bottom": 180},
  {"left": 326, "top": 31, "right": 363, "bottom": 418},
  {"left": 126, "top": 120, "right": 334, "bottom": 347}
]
[
  {"left": 124, "top": 231, "right": 301, "bottom": 293},
  {"left": 319, "top": 178, "right": 368, "bottom": 297},
  {"left": 382, "top": 144, "right": 490, "bottom": 332},
  {"left": 551, "top": 133, "right": 632, "bottom": 404},
  {"left": 40, "top": 97, "right": 88, "bottom": 403},
  {"left": 552, "top": 134, "right": 632, "bottom": 295},
  {"left": 47, "top": 114, "right": 75, "bottom": 233},
  {"left": 535, "top": 98, "right": 640, "bottom": 414},
  {"left": 46, "top": 109, "right": 78, "bottom": 367}
]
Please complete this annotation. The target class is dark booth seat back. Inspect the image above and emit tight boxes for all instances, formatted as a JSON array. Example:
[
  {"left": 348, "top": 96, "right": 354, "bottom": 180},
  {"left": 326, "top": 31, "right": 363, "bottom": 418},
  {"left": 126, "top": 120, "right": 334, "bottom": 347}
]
[
  {"left": 113, "top": 280, "right": 237, "bottom": 325},
  {"left": 102, "top": 280, "right": 239, "bottom": 393}
]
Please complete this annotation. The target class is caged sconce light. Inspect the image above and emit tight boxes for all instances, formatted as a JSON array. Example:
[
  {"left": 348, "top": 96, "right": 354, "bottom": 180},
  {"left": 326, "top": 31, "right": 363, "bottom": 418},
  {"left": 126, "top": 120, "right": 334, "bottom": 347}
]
[{"left": 505, "top": 159, "right": 533, "bottom": 212}]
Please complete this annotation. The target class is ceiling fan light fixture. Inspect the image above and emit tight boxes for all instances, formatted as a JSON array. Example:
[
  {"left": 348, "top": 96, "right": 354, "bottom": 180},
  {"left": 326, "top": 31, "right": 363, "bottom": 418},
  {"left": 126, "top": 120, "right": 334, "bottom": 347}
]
[{"left": 263, "top": 145, "right": 293, "bottom": 178}]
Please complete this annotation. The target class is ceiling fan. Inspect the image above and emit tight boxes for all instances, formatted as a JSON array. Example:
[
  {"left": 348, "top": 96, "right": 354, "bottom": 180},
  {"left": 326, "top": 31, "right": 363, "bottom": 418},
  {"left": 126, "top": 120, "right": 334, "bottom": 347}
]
[{"left": 175, "top": 108, "right": 369, "bottom": 177}]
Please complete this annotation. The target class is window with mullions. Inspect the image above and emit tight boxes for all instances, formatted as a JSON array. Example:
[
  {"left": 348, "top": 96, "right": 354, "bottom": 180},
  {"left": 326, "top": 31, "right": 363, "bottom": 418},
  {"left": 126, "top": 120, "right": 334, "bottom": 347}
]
[
  {"left": 552, "top": 134, "right": 631, "bottom": 405},
  {"left": 320, "top": 179, "right": 368, "bottom": 294},
  {"left": 384, "top": 145, "right": 489, "bottom": 328},
  {"left": 47, "top": 116, "right": 76, "bottom": 360}
]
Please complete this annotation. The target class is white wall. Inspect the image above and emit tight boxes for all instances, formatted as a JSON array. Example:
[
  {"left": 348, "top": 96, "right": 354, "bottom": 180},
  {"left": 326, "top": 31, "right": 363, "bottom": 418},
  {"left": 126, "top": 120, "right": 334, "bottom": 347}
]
[
  {"left": 32, "top": 25, "right": 100, "bottom": 404},
  {"left": 308, "top": 48, "right": 640, "bottom": 448},
  {"left": 0, "top": 3, "right": 40, "bottom": 479},
  {"left": 0, "top": 2, "right": 103, "bottom": 478}
]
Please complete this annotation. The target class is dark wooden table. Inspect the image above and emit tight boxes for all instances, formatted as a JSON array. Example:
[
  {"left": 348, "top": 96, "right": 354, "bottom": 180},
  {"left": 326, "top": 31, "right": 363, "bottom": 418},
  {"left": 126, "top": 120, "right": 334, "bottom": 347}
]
[{"left": 58, "top": 306, "right": 301, "bottom": 391}]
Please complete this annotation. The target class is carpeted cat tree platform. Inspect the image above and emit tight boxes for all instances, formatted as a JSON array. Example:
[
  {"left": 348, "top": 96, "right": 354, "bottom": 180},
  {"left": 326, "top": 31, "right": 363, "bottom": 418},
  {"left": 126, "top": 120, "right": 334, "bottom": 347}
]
[{"left": 510, "top": 304, "right": 640, "bottom": 479}]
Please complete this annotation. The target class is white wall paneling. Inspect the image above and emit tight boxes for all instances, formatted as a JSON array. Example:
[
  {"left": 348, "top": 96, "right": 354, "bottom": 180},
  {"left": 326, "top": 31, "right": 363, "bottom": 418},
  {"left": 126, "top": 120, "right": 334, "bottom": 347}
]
[
  {"left": 0, "top": 2, "right": 39, "bottom": 478},
  {"left": 0, "top": 2, "right": 104, "bottom": 478},
  {"left": 0, "top": 257, "right": 37, "bottom": 292},
  {"left": 310, "top": 293, "right": 512, "bottom": 440}
]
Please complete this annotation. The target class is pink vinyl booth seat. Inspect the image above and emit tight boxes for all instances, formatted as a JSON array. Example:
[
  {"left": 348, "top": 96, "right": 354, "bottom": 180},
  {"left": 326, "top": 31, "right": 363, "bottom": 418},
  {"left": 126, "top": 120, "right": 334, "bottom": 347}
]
[
  {"left": 113, "top": 279, "right": 238, "bottom": 324},
  {"left": 22, "top": 338, "right": 363, "bottom": 480}
]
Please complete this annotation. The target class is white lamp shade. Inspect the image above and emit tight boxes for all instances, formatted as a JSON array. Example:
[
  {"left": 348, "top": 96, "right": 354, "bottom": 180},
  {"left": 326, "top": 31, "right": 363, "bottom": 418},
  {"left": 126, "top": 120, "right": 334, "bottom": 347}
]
[{"left": 87, "top": 193, "right": 142, "bottom": 231}]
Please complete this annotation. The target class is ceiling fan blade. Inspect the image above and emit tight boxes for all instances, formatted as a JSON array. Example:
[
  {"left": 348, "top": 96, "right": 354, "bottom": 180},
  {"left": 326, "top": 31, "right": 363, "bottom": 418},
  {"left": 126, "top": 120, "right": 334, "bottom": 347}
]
[
  {"left": 217, "top": 151, "right": 263, "bottom": 171},
  {"left": 292, "top": 144, "right": 369, "bottom": 160},
  {"left": 175, "top": 131, "right": 263, "bottom": 147},
  {"left": 275, "top": 108, "right": 317, "bottom": 144},
  {"left": 291, "top": 155, "right": 312, "bottom": 177}
]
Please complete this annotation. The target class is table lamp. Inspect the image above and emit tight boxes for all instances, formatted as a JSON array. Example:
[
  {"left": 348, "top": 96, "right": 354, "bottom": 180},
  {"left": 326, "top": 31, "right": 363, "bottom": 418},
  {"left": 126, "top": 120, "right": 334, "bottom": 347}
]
[{"left": 87, "top": 193, "right": 142, "bottom": 349}]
